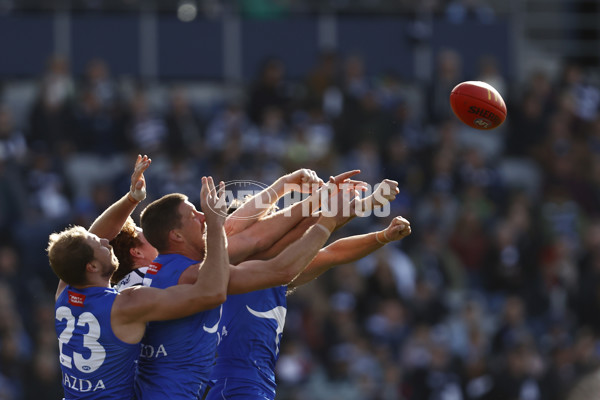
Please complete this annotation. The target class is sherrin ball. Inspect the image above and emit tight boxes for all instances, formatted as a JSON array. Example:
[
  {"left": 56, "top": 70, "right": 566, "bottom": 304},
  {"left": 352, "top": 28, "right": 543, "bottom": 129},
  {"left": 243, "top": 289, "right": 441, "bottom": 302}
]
[{"left": 450, "top": 81, "right": 507, "bottom": 130}]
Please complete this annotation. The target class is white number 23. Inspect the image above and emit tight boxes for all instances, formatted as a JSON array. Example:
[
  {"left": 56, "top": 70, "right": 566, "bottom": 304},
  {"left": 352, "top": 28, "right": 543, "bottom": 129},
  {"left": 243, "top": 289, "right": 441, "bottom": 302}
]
[{"left": 56, "top": 306, "right": 106, "bottom": 373}]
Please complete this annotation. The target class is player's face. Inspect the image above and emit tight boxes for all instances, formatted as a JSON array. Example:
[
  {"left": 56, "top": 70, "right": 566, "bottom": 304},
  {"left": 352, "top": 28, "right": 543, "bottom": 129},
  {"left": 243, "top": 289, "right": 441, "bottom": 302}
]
[
  {"left": 135, "top": 229, "right": 159, "bottom": 264},
  {"left": 86, "top": 233, "right": 119, "bottom": 278},
  {"left": 177, "top": 200, "right": 207, "bottom": 248}
]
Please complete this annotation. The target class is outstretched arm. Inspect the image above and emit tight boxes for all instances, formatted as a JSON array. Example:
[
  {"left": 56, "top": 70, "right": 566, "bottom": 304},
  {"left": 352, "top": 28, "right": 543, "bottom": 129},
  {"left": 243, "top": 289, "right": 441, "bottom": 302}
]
[
  {"left": 227, "top": 190, "right": 319, "bottom": 264},
  {"left": 227, "top": 190, "right": 356, "bottom": 294},
  {"left": 89, "top": 154, "right": 151, "bottom": 239},
  {"left": 224, "top": 169, "right": 323, "bottom": 236},
  {"left": 288, "top": 216, "right": 411, "bottom": 288},
  {"left": 226, "top": 170, "right": 361, "bottom": 264},
  {"left": 246, "top": 216, "right": 319, "bottom": 261}
]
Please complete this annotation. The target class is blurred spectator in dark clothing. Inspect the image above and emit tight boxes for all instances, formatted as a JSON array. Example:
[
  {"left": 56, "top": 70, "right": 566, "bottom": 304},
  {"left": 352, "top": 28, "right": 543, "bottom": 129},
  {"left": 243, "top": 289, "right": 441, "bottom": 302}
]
[
  {"left": 426, "top": 49, "right": 463, "bottom": 125},
  {"left": 82, "top": 58, "right": 120, "bottom": 111},
  {"left": 484, "top": 221, "right": 532, "bottom": 295},
  {"left": 462, "top": 356, "right": 497, "bottom": 400},
  {"left": 335, "top": 90, "right": 392, "bottom": 155},
  {"left": 571, "top": 328, "right": 600, "bottom": 376},
  {"left": 409, "top": 277, "right": 448, "bottom": 325},
  {"left": 505, "top": 89, "right": 549, "bottom": 157},
  {"left": 0, "top": 283, "right": 32, "bottom": 400},
  {"left": 365, "top": 299, "right": 410, "bottom": 356},
  {"left": 164, "top": 88, "right": 204, "bottom": 158},
  {"left": 0, "top": 106, "right": 28, "bottom": 166},
  {"left": 0, "top": 245, "right": 35, "bottom": 328},
  {"left": 408, "top": 341, "right": 464, "bottom": 400},
  {"left": 458, "top": 147, "right": 504, "bottom": 203},
  {"left": 23, "top": 350, "right": 63, "bottom": 400},
  {"left": 491, "top": 296, "right": 533, "bottom": 355},
  {"left": 574, "top": 222, "right": 600, "bottom": 334},
  {"left": 70, "top": 88, "right": 123, "bottom": 155},
  {"left": 343, "top": 54, "right": 370, "bottom": 101},
  {"left": 305, "top": 50, "right": 341, "bottom": 111},
  {"left": 125, "top": 90, "right": 166, "bottom": 154},
  {"left": 387, "top": 98, "right": 431, "bottom": 154},
  {"left": 256, "top": 106, "right": 289, "bottom": 165},
  {"left": 492, "top": 343, "right": 543, "bottom": 400},
  {"left": 25, "top": 151, "right": 71, "bottom": 221},
  {"left": 410, "top": 226, "right": 458, "bottom": 292},
  {"left": 448, "top": 207, "right": 490, "bottom": 288},
  {"left": 540, "top": 342, "right": 577, "bottom": 400},
  {"left": 247, "top": 58, "right": 291, "bottom": 125},
  {"left": 556, "top": 63, "right": 600, "bottom": 125},
  {"left": 28, "top": 55, "right": 75, "bottom": 155},
  {"left": 0, "top": 161, "right": 27, "bottom": 238}
]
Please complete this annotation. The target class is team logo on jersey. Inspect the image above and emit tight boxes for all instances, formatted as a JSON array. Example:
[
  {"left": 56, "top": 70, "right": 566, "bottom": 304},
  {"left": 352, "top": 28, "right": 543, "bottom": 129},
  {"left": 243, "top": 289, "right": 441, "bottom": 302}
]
[
  {"left": 68, "top": 291, "right": 86, "bottom": 307},
  {"left": 246, "top": 305, "right": 287, "bottom": 355},
  {"left": 146, "top": 262, "right": 162, "bottom": 275},
  {"left": 203, "top": 305, "right": 222, "bottom": 334}
]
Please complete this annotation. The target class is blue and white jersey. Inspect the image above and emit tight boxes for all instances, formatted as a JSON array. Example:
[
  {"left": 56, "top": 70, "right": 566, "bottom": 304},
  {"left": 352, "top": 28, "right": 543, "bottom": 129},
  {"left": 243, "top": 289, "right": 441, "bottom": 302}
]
[
  {"left": 207, "top": 285, "right": 287, "bottom": 400},
  {"left": 135, "top": 253, "right": 222, "bottom": 400},
  {"left": 55, "top": 286, "right": 139, "bottom": 399},
  {"left": 114, "top": 266, "right": 148, "bottom": 292}
]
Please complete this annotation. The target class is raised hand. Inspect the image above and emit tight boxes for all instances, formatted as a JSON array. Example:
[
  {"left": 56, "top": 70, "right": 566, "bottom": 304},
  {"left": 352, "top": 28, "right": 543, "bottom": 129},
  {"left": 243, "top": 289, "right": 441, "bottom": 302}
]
[
  {"left": 329, "top": 170, "right": 368, "bottom": 192},
  {"left": 379, "top": 216, "right": 412, "bottom": 243},
  {"left": 318, "top": 180, "right": 359, "bottom": 230},
  {"left": 284, "top": 169, "right": 324, "bottom": 193},
  {"left": 369, "top": 179, "right": 400, "bottom": 208},
  {"left": 129, "top": 154, "right": 152, "bottom": 203},
  {"left": 200, "top": 176, "right": 227, "bottom": 227}
]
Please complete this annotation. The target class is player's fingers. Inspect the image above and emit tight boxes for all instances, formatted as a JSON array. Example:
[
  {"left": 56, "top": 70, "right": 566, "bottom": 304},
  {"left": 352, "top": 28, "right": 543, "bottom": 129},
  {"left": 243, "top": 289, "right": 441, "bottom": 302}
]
[
  {"left": 200, "top": 176, "right": 208, "bottom": 198},
  {"left": 217, "top": 181, "right": 225, "bottom": 198},
  {"left": 395, "top": 216, "right": 410, "bottom": 225},
  {"left": 140, "top": 156, "right": 151, "bottom": 172},
  {"left": 345, "top": 179, "right": 369, "bottom": 190},
  {"left": 206, "top": 176, "right": 216, "bottom": 195},
  {"left": 310, "top": 170, "right": 321, "bottom": 184},
  {"left": 333, "top": 170, "right": 361, "bottom": 184}
]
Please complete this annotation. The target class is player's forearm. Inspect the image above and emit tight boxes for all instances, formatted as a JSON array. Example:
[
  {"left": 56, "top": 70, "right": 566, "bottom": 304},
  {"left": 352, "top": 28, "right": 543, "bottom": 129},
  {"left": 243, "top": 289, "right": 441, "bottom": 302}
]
[
  {"left": 224, "top": 177, "right": 286, "bottom": 235},
  {"left": 227, "top": 195, "right": 316, "bottom": 263},
  {"left": 270, "top": 217, "right": 336, "bottom": 282},
  {"left": 89, "top": 193, "right": 139, "bottom": 240},
  {"left": 247, "top": 216, "right": 318, "bottom": 261},
  {"left": 195, "top": 224, "right": 229, "bottom": 304},
  {"left": 289, "top": 231, "right": 384, "bottom": 288},
  {"left": 226, "top": 218, "right": 334, "bottom": 294}
]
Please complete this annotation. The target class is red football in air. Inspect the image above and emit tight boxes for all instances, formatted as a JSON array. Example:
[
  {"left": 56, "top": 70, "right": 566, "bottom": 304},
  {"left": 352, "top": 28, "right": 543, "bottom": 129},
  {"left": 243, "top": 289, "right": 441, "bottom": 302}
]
[{"left": 450, "top": 81, "right": 507, "bottom": 130}]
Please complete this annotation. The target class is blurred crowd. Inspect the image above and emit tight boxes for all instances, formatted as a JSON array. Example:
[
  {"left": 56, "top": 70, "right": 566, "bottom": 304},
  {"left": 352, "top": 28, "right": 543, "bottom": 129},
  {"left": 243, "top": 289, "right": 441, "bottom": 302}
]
[{"left": 1, "top": 46, "right": 600, "bottom": 400}]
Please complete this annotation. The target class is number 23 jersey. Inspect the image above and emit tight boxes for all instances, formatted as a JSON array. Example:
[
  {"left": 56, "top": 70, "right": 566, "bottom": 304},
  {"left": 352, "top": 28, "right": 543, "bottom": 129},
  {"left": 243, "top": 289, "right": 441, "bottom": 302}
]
[{"left": 55, "top": 286, "right": 139, "bottom": 399}]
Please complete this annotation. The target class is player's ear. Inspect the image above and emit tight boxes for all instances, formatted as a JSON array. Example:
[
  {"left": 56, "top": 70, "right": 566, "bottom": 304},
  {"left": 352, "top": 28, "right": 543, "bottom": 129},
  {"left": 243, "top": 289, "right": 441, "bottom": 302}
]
[
  {"left": 169, "top": 229, "right": 184, "bottom": 243},
  {"left": 86, "top": 262, "right": 98, "bottom": 273},
  {"left": 130, "top": 247, "right": 142, "bottom": 258}
]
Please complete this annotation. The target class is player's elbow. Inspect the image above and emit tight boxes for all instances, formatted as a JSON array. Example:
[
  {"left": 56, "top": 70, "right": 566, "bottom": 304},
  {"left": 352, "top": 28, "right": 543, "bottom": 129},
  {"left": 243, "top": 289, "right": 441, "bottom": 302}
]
[{"left": 202, "top": 291, "right": 227, "bottom": 309}]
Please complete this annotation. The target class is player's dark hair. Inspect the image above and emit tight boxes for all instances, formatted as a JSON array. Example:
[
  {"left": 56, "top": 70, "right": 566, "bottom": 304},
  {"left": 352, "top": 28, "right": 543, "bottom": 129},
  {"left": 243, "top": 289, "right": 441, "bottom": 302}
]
[
  {"left": 47, "top": 226, "right": 94, "bottom": 286},
  {"left": 140, "top": 193, "right": 186, "bottom": 253}
]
